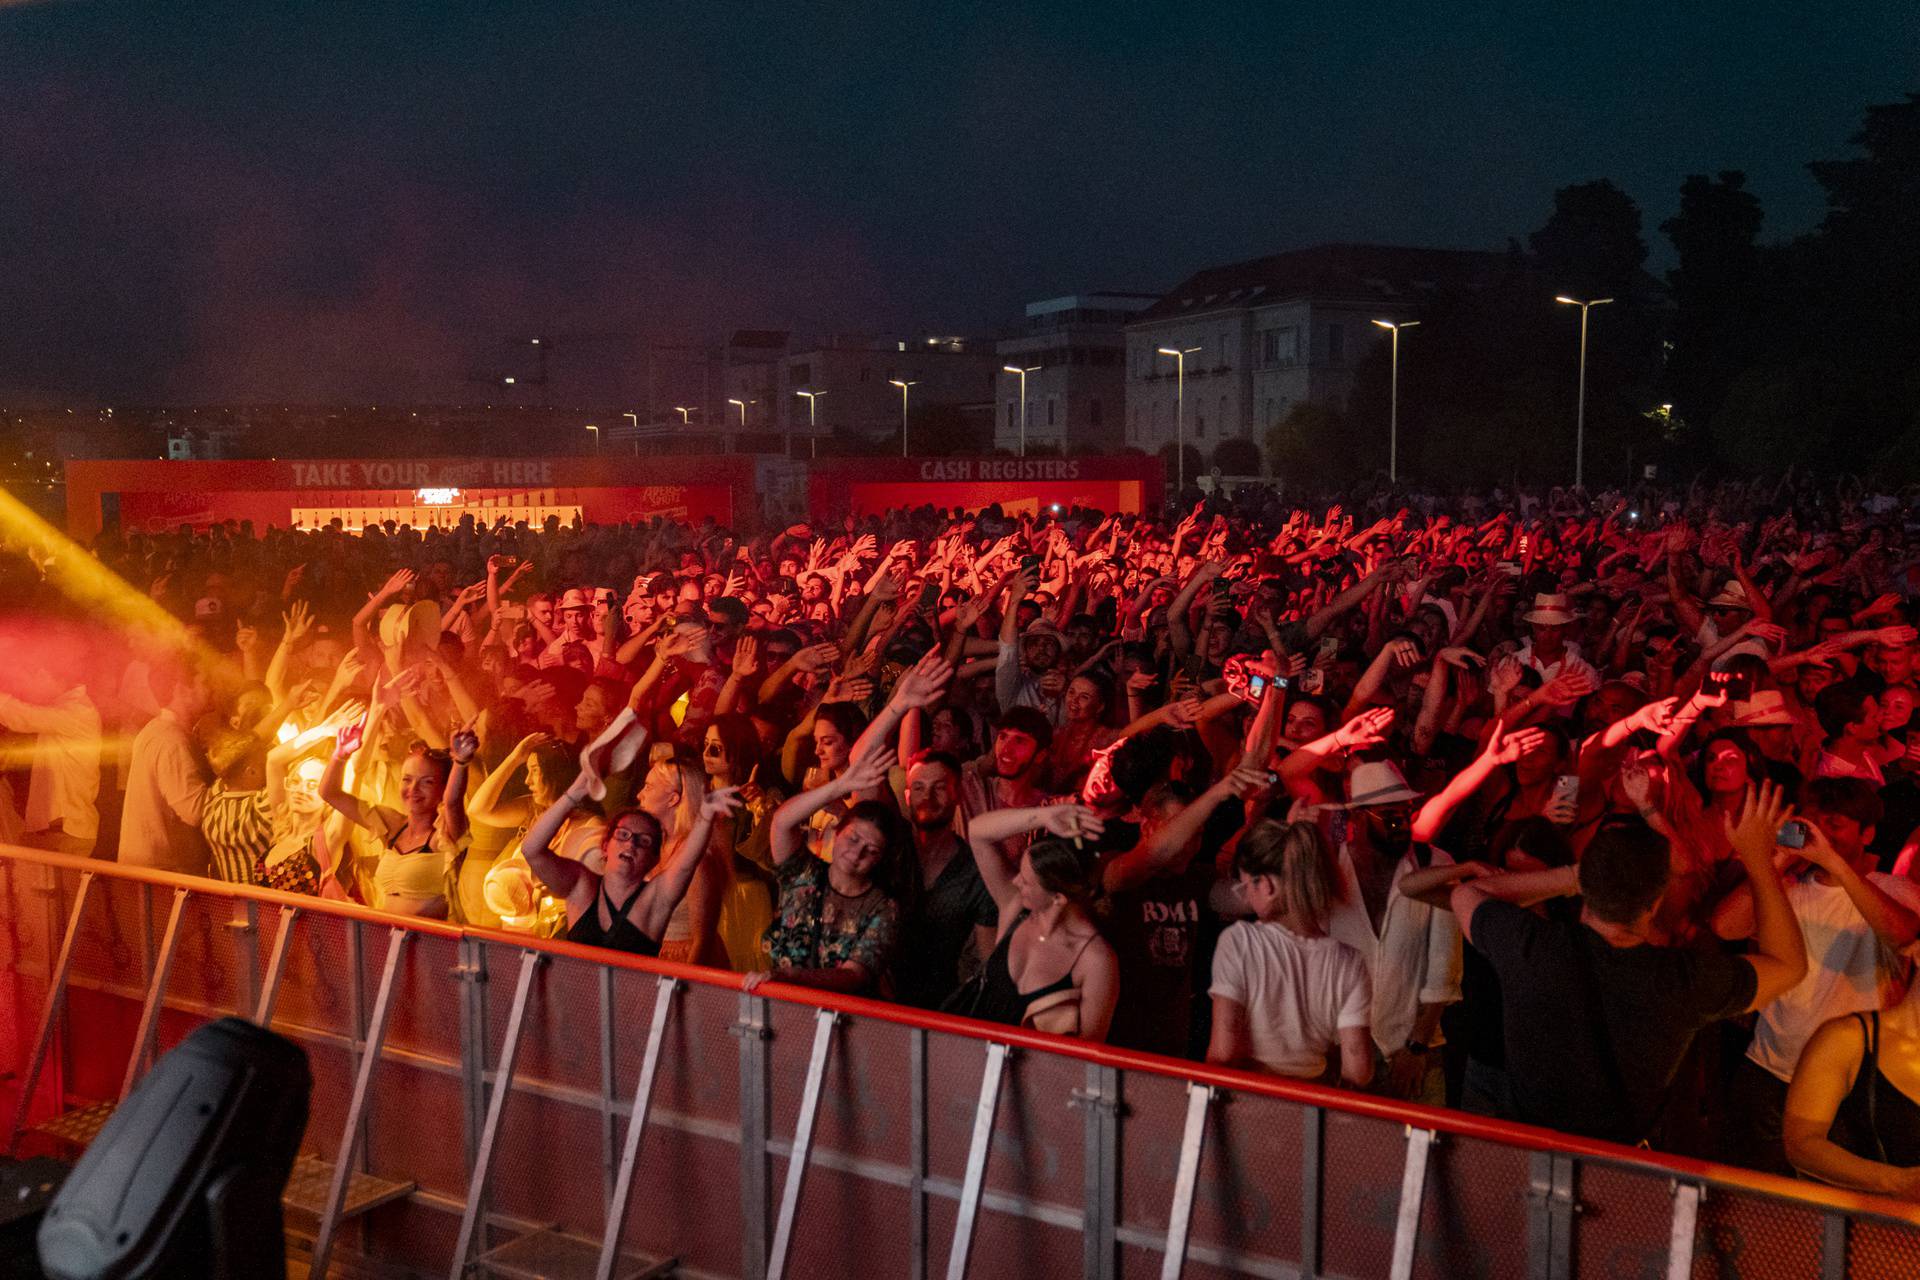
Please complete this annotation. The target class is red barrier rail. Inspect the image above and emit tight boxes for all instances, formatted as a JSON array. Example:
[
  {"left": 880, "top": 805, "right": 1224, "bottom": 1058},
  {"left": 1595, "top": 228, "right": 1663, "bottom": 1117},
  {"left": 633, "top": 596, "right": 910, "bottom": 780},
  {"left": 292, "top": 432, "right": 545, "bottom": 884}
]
[{"left": 3, "top": 843, "right": 1918, "bottom": 1280}]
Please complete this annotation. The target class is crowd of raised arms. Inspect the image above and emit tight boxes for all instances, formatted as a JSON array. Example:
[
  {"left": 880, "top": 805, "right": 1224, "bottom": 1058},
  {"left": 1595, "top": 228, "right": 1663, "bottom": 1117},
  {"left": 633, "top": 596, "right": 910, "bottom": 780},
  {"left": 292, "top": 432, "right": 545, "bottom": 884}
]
[{"left": 10, "top": 472, "right": 1920, "bottom": 1195}]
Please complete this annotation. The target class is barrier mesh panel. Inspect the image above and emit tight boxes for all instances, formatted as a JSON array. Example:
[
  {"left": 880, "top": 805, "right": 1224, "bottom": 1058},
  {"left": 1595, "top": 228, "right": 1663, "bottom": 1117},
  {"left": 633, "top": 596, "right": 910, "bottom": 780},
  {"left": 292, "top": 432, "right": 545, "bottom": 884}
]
[
  {"left": 1316, "top": 1108, "right": 1411, "bottom": 1276},
  {"left": 1686, "top": 1186, "right": 1824, "bottom": 1280},
  {"left": 1573, "top": 1162, "right": 1683, "bottom": 1280},
  {"left": 1850, "top": 1217, "right": 1920, "bottom": 1279}
]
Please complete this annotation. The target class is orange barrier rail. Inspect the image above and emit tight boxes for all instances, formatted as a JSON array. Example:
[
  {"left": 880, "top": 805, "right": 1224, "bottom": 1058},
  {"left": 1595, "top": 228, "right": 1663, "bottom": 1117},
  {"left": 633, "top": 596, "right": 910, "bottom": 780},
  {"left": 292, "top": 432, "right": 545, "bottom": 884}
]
[{"left": 3, "top": 842, "right": 1918, "bottom": 1279}]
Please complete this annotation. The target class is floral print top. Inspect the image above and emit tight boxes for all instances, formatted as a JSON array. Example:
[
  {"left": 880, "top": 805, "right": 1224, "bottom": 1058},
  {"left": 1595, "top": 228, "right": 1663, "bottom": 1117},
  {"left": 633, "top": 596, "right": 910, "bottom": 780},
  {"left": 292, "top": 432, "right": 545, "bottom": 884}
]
[{"left": 763, "top": 853, "right": 899, "bottom": 989}]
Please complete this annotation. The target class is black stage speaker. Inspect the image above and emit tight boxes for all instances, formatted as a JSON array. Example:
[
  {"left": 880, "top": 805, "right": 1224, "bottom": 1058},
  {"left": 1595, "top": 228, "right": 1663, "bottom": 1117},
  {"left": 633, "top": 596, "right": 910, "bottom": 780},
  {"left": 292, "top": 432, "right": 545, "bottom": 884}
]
[{"left": 37, "top": 1018, "right": 310, "bottom": 1280}]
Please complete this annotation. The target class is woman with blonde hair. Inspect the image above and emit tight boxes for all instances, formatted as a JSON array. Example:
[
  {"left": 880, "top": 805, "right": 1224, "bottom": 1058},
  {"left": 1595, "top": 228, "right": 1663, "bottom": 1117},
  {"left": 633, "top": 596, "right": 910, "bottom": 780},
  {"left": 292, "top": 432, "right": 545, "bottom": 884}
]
[
  {"left": 636, "top": 746, "right": 726, "bottom": 965},
  {"left": 1207, "top": 819, "right": 1374, "bottom": 1086}
]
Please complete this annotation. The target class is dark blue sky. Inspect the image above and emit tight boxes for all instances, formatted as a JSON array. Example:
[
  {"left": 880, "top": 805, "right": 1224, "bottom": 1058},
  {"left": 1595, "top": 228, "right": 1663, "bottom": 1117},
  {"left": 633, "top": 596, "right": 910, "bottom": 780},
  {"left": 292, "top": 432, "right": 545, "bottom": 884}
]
[{"left": 2, "top": 0, "right": 1914, "bottom": 404}]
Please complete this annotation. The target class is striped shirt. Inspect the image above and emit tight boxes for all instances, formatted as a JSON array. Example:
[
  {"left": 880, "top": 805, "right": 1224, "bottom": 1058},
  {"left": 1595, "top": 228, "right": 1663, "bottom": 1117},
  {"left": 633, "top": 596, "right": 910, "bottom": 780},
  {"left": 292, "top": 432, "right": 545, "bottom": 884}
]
[{"left": 202, "top": 782, "right": 273, "bottom": 885}]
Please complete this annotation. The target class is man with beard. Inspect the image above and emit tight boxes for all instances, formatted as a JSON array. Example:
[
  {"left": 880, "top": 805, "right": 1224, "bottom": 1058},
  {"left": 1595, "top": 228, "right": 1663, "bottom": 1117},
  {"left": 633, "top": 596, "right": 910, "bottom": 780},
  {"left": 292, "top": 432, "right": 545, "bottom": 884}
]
[
  {"left": 959, "top": 705, "right": 1054, "bottom": 830},
  {"left": 1324, "top": 760, "right": 1463, "bottom": 1103},
  {"left": 889, "top": 751, "right": 999, "bottom": 1008}
]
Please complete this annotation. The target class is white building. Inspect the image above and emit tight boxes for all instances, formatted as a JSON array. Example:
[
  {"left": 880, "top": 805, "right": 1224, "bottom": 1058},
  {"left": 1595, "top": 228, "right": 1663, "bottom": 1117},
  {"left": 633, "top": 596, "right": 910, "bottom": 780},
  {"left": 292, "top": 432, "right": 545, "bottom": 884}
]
[
  {"left": 1124, "top": 244, "right": 1504, "bottom": 473},
  {"left": 994, "top": 292, "right": 1158, "bottom": 454}
]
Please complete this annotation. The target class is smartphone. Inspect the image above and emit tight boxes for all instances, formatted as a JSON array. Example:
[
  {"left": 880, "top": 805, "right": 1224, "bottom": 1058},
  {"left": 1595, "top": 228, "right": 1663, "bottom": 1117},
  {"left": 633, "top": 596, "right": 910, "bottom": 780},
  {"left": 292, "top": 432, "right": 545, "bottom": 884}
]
[
  {"left": 1247, "top": 674, "right": 1268, "bottom": 699},
  {"left": 1300, "top": 669, "right": 1325, "bottom": 694},
  {"left": 1776, "top": 820, "right": 1808, "bottom": 849},
  {"left": 1550, "top": 774, "right": 1581, "bottom": 809},
  {"left": 1020, "top": 554, "right": 1041, "bottom": 575},
  {"left": 917, "top": 581, "right": 940, "bottom": 612}
]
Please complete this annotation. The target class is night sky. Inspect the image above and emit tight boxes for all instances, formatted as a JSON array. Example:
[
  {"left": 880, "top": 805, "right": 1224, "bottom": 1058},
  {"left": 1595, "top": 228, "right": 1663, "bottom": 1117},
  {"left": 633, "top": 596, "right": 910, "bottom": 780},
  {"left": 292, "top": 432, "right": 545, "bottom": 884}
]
[{"left": 2, "top": 1, "right": 1914, "bottom": 405}]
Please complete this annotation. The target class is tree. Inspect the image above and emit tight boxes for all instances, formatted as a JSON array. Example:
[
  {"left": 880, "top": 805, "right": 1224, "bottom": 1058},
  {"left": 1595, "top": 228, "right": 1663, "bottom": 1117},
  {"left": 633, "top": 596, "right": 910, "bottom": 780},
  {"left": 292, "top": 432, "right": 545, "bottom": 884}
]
[
  {"left": 1529, "top": 179, "right": 1649, "bottom": 301},
  {"left": 1211, "top": 438, "right": 1263, "bottom": 476},
  {"left": 1265, "top": 404, "right": 1354, "bottom": 487},
  {"left": 1660, "top": 171, "right": 1763, "bottom": 433}
]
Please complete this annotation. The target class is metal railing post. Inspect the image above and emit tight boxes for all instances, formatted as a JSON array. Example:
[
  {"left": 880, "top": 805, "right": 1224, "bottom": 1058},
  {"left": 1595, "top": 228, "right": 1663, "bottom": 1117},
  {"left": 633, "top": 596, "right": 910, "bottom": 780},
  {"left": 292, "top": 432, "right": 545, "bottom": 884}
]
[
  {"left": 735, "top": 993, "right": 772, "bottom": 1280},
  {"left": 598, "top": 965, "right": 618, "bottom": 1216},
  {"left": 1821, "top": 1211, "right": 1848, "bottom": 1280},
  {"left": 229, "top": 899, "right": 260, "bottom": 1021},
  {"left": 1159, "top": 1083, "right": 1215, "bottom": 1280},
  {"left": 119, "top": 887, "right": 189, "bottom": 1101},
  {"left": 594, "top": 974, "right": 680, "bottom": 1280},
  {"left": 253, "top": 905, "right": 301, "bottom": 1025},
  {"left": 5, "top": 871, "right": 92, "bottom": 1151},
  {"left": 909, "top": 1027, "right": 928, "bottom": 1280},
  {"left": 311, "top": 927, "right": 410, "bottom": 1279},
  {"left": 1300, "top": 1106, "right": 1324, "bottom": 1280},
  {"left": 766, "top": 1007, "right": 839, "bottom": 1280},
  {"left": 1075, "top": 1062, "right": 1121, "bottom": 1280},
  {"left": 1389, "top": 1127, "right": 1436, "bottom": 1280},
  {"left": 1667, "top": 1182, "right": 1701, "bottom": 1280},
  {"left": 944, "top": 1041, "right": 1010, "bottom": 1280},
  {"left": 449, "top": 948, "right": 543, "bottom": 1280}
]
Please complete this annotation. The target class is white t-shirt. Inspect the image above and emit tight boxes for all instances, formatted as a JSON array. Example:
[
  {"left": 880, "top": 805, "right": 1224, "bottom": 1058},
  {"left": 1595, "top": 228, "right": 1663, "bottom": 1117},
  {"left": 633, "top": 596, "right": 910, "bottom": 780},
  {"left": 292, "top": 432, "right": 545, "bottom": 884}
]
[
  {"left": 1747, "top": 872, "right": 1920, "bottom": 1081},
  {"left": 1210, "top": 920, "right": 1371, "bottom": 1079}
]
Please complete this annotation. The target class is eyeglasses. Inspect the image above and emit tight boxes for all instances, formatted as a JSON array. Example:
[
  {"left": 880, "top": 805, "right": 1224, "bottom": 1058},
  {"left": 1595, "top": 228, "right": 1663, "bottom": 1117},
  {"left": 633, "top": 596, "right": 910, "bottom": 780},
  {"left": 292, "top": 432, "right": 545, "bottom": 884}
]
[{"left": 607, "top": 828, "right": 657, "bottom": 847}]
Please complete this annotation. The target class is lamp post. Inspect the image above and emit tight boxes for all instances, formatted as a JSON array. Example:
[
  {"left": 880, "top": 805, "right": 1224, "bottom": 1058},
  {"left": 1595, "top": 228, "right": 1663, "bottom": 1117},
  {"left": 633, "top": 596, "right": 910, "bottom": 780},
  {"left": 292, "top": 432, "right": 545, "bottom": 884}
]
[
  {"left": 1369, "top": 319, "right": 1420, "bottom": 483},
  {"left": 1156, "top": 345, "right": 1201, "bottom": 495},
  {"left": 889, "top": 379, "right": 919, "bottom": 457},
  {"left": 672, "top": 406, "right": 695, "bottom": 425},
  {"left": 796, "top": 389, "right": 826, "bottom": 460},
  {"left": 584, "top": 423, "right": 600, "bottom": 452},
  {"left": 727, "top": 398, "right": 754, "bottom": 427},
  {"left": 1002, "top": 364, "right": 1040, "bottom": 456},
  {"left": 1555, "top": 295, "right": 1612, "bottom": 488}
]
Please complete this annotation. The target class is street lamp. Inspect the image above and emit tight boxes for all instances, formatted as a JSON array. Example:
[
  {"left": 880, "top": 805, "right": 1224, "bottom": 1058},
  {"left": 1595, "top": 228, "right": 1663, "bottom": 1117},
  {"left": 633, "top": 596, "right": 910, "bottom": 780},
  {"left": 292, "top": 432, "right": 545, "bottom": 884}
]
[
  {"left": 1370, "top": 319, "right": 1420, "bottom": 483},
  {"left": 728, "top": 398, "right": 755, "bottom": 425},
  {"left": 1555, "top": 295, "right": 1613, "bottom": 488},
  {"left": 889, "top": 379, "right": 919, "bottom": 457},
  {"left": 796, "top": 389, "right": 827, "bottom": 460},
  {"left": 1002, "top": 364, "right": 1040, "bottom": 456},
  {"left": 671, "top": 406, "right": 695, "bottom": 424},
  {"left": 1156, "top": 346, "right": 1201, "bottom": 494},
  {"left": 584, "top": 423, "right": 600, "bottom": 452}
]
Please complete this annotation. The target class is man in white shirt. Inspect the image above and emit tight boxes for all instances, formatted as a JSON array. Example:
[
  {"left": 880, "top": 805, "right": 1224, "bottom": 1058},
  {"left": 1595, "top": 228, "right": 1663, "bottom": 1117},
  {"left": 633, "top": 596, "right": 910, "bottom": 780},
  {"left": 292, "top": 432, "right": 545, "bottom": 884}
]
[
  {"left": 1323, "top": 761, "right": 1463, "bottom": 1102},
  {"left": 0, "top": 660, "right": 101, "bottom": 855},
  {"left": 1710, "top": 776, "right": 1920, "bottom": 1174},
  {"left": 1513, "top": 593, "right": 1600, "bottom": 689},
  {"left": 118, "top": 659, "right": 214, "bottom": 876}
]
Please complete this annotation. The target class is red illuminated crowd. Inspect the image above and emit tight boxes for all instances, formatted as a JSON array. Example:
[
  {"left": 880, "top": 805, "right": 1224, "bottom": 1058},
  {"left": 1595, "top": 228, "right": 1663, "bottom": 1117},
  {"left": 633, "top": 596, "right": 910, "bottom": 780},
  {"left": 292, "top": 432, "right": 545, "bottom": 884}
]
[{"left": 5, "top": 475, "right": 1920, "bottom": 1193}]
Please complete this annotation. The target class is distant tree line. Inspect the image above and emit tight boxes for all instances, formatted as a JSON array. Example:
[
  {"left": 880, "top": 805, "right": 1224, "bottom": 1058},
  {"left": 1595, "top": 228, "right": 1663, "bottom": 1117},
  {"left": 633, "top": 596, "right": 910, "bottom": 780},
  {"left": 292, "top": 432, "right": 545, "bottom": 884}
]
[{"left": 1258, "top": 90, "right": 1920, "bottom": 488}]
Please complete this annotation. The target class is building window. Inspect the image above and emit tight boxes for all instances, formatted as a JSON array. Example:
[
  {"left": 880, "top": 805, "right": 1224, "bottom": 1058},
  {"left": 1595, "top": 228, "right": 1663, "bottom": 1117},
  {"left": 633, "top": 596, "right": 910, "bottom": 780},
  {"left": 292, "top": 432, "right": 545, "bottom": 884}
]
[
  {"left": 1219, "top": 333, "right": 1230, "bottom": 367},
  {"left": 1219, "top": 396, "right": 1229, "bottom": 433},
  {"left": 1259, "top": 327, "right": 1299, "bottom": 368},
  {"left": 1090, "top": 397, "right": 1103, "bottom": 429},
  {"left": 860, "top": 367, "right": 871, "bottom": 383},
  {"left": 1265, "top": 398, "right": 1276, "bottom": 426},
  {"left": 1195, "top": 409, "right": 1206, "bottom": 439},
  {"left": 1006, "top": 401, "right": 1017, "bottom": 429},
  {"left": 1327, "top": 324, "right": 1344, "bottom": 364},
  {"left": 1046, "top": 397, "right": 1057, "bottom": 426},
  {"left": 791, "top": 362, "right": 811, "bottom": 385}
]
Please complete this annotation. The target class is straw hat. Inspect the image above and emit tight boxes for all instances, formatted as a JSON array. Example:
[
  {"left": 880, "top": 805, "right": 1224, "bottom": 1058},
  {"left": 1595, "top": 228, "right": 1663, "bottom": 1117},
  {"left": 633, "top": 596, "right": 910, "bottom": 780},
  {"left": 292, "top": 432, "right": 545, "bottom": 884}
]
[
  {"left": 380, "top": 599, "right": 443, "bottom": 675},
  {"left": 1345, "top": 760, "right": 1422, "bottom": 808},
  {"left": 1706, "top": 581, "right": 1752, "bottom": 611},
  {"left": 1731, "top": 691, "right": 1798, "bottom": 727},
  {"left": 1522, "top": 592, "right": 1576, "bottom": 626}
]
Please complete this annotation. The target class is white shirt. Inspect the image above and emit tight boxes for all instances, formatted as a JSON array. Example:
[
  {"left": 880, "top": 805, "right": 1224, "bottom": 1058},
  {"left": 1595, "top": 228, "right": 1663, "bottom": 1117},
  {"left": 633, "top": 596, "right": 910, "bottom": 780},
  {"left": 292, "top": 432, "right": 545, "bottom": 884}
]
[
  {"left": 1746, "top": 872, "right": 1920, "bottom": 1081},
  {"left": 0, "top": 688, "right": 101, "bottom": 844},
  {"left": 118, "top": 709, "right": 210, "bottom": 875},
  {"left": 1326, "top": 842, "right": 1465, "bottom": 1054},
  {"left": 1210, "top": 919, "right": 1371, "bottom": 1079}
]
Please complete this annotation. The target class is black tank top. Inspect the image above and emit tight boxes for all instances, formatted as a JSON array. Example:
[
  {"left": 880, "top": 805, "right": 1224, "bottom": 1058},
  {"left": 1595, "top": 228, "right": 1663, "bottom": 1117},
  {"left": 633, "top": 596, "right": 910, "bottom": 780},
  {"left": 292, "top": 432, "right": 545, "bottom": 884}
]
[
  {"left": 1834, "top": 1013, "right": 1920, "bottom": 1168},
  {"left": 567, "top": 880, "right": 661, "bottom": 957},
  {"left": 967, "top": 910, "right": 1090, "bottom": 1028}
]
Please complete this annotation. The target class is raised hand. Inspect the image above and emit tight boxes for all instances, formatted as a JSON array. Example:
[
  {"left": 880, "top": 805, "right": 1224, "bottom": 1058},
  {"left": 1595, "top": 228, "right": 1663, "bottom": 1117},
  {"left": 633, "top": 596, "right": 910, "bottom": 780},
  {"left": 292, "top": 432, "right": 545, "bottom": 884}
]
[
  {"left": 700, "top": 785, "right": 745, "bottom": 821},
  {"left": 731, "top": 634, "right": 761, "bottom": 680},
  {"left": 1540, "top": 668, "right": 1599, "bottom": 707},
  {"left": 282, "top": 600, "right": 314, "bottom": 644},
  {"left": 793, "top": 642, "right": 840, "bottom": 673},
  {"left": 1724, "top": 779, "right": 1793, "bottom": 861},
  {"left": 842, "top": 747, "right": 896, "bottom": 793},
  {"left": 1039, "top": 804, "right": 1105, "bottom": 841},
  {"left": 376, "top": 568, "right": 416, "bottom": 600},
  {"left": 1334, "top": 706, "right": 1395, "bottom": 751},
  {"left": 333, "top": 718, "right": 366, "bottom": 760},
  {"left": 449, "top": 723, "right": 480, "bottom": 765},
  {"left": 889, "top": 652, "right": 954, "bottom": 711},
  {"left": 1483, "top": 723, "right": 1546, "bottom": 765}
]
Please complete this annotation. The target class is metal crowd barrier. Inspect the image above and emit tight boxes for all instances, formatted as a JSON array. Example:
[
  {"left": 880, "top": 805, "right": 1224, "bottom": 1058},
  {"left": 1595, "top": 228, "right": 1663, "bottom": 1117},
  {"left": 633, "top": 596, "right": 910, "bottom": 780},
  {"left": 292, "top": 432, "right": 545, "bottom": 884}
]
[{"left": 2, "top": 843, "right": 1919, "bottom": 1280}]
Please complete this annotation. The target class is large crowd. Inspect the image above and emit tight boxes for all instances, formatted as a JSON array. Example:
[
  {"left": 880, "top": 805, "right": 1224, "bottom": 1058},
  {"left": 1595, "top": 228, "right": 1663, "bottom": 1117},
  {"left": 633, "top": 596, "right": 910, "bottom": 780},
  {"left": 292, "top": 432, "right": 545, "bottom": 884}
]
[{"left": 5, "top": 475, "right": 1920, "bottom": 1194}]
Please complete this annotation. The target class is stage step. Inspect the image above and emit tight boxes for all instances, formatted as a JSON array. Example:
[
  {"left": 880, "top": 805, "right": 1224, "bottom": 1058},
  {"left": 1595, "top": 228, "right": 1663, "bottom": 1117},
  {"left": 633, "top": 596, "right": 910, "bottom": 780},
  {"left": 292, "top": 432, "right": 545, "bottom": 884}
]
[
  {"left": 474, "top": 1226, "right": 675, "bottom": 1279},
  {"left": 281, "top": 1152, "right": 416, "bottom": 1220},
  {"left": 28, "top": 1099, "right": 116, "bottom": 1147}
]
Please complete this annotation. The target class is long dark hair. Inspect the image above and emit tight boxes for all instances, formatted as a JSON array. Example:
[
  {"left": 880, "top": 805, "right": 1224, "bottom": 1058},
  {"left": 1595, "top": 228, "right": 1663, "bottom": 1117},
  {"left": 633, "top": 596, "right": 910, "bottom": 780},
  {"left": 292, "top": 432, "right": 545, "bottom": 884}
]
[{"left": 842, "top": 799, "right": 919, "bottom": 915}]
